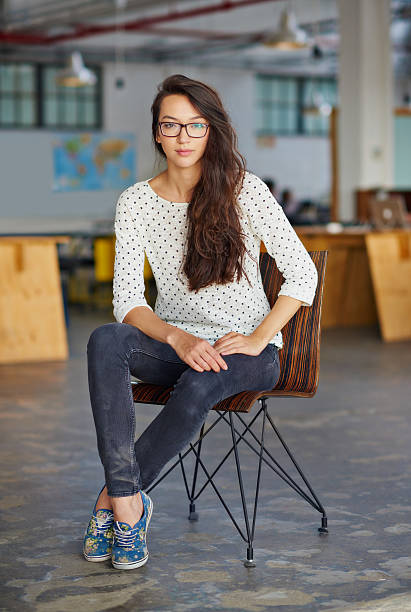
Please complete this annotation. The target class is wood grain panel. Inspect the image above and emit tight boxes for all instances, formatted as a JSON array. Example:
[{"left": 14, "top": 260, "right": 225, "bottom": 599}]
[
  {"left": 0, "top": 237, "right": 68, "bottom": 364},
  {"left": 365, "top": 232, "right": 411, "bottom": 342}
]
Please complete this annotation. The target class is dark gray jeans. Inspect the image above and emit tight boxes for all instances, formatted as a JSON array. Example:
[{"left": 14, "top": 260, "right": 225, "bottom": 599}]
[{"left": 87, "top": 322, "right": 281, "bottom": 497}]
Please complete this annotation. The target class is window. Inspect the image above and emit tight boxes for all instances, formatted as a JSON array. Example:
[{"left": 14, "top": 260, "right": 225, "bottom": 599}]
[
  {"left": 42, "top": 65, "right": 101, "bottom": 128},
  {"left": 256, "top": 74, "right": 338, "bottom": 136},
  {"left": 302, "top": 77, "right": 338, "bottom": 135},
  {"left": 256, "top": 76, "right": 298, "bottom": 135},
  {"left": 0, "top": 63, "right": 37, "bottom": 127},
  {"left": 0, "top": 62, "right": 102, "bottom": 129}
]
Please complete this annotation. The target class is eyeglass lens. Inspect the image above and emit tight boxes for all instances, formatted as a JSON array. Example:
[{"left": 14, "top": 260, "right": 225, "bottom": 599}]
[{"left": 160, "top": 122, "right": 208, "bottom": 137}]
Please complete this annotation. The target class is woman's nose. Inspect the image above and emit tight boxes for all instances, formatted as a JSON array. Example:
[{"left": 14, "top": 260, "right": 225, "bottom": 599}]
[{"left": 177, "top": 127, "right": 190, "bottom": 143}]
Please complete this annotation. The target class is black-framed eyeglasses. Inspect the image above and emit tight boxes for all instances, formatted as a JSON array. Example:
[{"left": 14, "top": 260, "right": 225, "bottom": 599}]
[{"left": 158, "top": 121, "right": 209, "bottom": 138}]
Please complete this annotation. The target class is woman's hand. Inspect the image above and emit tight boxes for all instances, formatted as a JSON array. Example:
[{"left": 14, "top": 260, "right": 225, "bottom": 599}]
[
  {"left": 213, "top": 331, "right": 266, "bottom": 356},
  {"left": 168, "top": 328, "right": 228, "bottom": 373}
]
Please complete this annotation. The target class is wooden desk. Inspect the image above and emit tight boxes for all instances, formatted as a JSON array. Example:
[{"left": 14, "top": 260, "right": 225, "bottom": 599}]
[
  {"left": 294, "top": 227, "right": 378, "bottom": 329},
  {"left": 263, "top": 226, "right": 411, "bottom": 338},
  {"left": 262, "top": 227, "right": 378, "bottom": 328},
  {"left": 0, "top": 236, "right": 69, "bottom": 364}
]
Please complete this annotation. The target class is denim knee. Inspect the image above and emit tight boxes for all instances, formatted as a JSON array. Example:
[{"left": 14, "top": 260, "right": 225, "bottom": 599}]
[
  {"left": 171, "top": 369, "right": 223, "bottom": 419},
  {"left": 87, "top": 322, "right": 142, "bottom": 364},
  {"left": 87, "top": 322, "right": 122, "bottom": 355}
]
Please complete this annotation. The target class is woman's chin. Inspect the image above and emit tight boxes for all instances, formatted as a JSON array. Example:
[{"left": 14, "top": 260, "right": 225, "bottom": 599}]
[{"left": 169, "top": 155, "right": 201, "bottom": 169}]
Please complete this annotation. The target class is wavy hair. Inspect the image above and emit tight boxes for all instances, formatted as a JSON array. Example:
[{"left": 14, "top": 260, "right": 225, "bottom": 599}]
[{"left": 151, "top": 74, "right": 249, "bottom": 292}]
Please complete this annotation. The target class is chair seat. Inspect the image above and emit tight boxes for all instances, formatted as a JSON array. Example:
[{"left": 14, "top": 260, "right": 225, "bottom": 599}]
[{"left": 132, "top": 382, "right": 314, "bottom": 414}]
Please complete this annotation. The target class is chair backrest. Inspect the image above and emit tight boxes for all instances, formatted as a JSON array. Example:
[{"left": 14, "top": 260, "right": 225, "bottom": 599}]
[{"left": 259, "top": 250, "right": 327, "bottom": 397}]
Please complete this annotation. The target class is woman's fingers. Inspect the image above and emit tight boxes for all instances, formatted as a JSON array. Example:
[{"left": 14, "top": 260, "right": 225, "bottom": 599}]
[
  {"left": 189, "top": 357, "right": 206, "bottom": 372},
  {"left": 214, "top": 332, "right": 240, "bottom": 351},
  {"left": 204, "top": 347, "right": 228, "bottom": 372},
  {"left": 177, "top": 333, "right": 230, "bottom": 372},
  {"left": 196, "top": 355, "right": 213, "bottom": 371},
  {"left": 208, "top": 345, "right": 228, "bottom": 369},
  {"left": 189, "top": 346, "right": 228, "bottom": 372},
  {"left": 216, "top": 341, "right": 240, "bottom": 354}
]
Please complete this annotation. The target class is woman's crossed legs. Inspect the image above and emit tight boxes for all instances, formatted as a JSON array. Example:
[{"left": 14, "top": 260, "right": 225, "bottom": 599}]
[{"left": 87, "top": 322, "right": 280, "bottom": 523}]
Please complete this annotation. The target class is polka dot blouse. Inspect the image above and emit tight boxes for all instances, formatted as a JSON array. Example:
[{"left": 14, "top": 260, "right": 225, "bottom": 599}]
[{"left": 112, "top": 171, "right": 318, "bottom": 349}]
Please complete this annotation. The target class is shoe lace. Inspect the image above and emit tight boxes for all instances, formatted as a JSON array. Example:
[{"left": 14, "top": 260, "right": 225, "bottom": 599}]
[
  {"left": 114, "top": 525, "right": 139, "bottom": 548},
  {"left": 95, "top": 513, "right": 113, "bottom": 535}
]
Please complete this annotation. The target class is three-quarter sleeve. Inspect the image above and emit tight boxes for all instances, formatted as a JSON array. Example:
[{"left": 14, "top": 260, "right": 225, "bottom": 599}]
[
  {"left": 112, "top": 189, "right": 153, "bottom": 323},
  {"left": 247, "top": 175, "right": 318, "bottom": 306}
]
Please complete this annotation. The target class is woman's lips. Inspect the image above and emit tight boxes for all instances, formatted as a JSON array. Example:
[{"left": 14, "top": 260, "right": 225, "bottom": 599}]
[{"left": 176, "top": 150, "right": 193, "bottom": 156}]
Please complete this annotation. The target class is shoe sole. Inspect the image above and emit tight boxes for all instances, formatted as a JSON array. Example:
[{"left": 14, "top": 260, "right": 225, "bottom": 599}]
[
  {"left": 83, "top": 551, "right": 112, "bottom": 562},
  {"left": 112, "top": 498, "right": 153, "bottom": 570}
]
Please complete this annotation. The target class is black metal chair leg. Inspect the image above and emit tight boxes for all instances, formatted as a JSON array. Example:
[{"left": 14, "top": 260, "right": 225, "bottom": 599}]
[
  {"left": 188, "top": 425, "right": 204, "bottom": 521},
  {"left": 319, "top": 516, "right": 328, "bottom": 534},
  {"left": 249, "top": 400, "right": 267, "bottom": 550},
  {"left": 229, "top": 412, "right": 256, "bottom": 568},
  {"left": 264, "top": 407, "right": 328, "bottom": 535},
  {"left": 179, "top": 424, "right": 205, "bottom": 521}
]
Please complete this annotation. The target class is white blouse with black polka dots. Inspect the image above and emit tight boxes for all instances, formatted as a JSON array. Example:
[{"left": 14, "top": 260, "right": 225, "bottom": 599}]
[{"left": 112, "top": 171, "right": 318, "bottom": 349}]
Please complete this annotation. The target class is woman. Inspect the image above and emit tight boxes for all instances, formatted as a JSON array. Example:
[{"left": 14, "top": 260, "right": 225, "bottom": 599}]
[{"left": 83, "top": 74, "right": 318, "bottom": 571}]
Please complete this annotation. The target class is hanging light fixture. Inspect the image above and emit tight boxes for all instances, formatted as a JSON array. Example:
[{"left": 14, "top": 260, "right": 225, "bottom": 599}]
[
  {"left": 311, "top": 16, "right": 323, "bottom": 60},
  {"left": 263, "top": 5, "right": 308, "bottom": 50},
  {"left": 114, "top": 0, "right": 128, "bottom": 90},
  {"left": 56, "top": 51, "right": 97, "bottom": 87}
]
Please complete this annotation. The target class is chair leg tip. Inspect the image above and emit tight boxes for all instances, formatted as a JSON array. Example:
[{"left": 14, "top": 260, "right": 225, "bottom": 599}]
[
  {"left": 188, "top": 503, "right": 199, "bottom": 521},
  {"left": 244, "top": 547, "right": 256, "bottom": 567},
  {"left": 319, "top": 516, "right": 328, "bottom": 534}
]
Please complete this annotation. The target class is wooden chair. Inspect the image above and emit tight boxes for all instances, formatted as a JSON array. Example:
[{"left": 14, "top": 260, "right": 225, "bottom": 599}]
[{"left": 131, "top": 250, "right": 328, "bottom": 566}]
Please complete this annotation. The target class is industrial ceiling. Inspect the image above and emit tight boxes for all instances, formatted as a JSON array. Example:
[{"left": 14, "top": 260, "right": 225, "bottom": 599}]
[{"left": 1, "top": 0, "right": 411, "bottom": 76}]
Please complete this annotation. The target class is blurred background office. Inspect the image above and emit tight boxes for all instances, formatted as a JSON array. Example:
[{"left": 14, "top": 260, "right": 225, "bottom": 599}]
[
  {"left": 1, "top": 1, "right": 411, "bottom": 610},
  {"left": 1, "top": 0, "right": 411, "bottom": 335},
  {"left": 2, "top": 0, "right": 411, "bottom": 337}
]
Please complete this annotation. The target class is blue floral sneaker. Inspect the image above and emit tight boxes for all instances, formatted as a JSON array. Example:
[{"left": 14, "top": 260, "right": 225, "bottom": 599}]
[
  {"left": 83, "top": 485, "right": 114, "bottom": 562},
  {"left": 111, "top": 491, "right": 153, "bottom": 570}
]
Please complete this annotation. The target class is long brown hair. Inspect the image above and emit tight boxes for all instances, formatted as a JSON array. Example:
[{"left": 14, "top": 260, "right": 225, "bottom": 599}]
[{"left": 151, "top": 74, "right": 249, "bottom": 292}]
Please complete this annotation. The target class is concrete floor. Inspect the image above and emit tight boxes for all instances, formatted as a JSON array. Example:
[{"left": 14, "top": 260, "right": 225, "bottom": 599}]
[{"left": 1, "top": 309, "right": 411, "bottom": 612}]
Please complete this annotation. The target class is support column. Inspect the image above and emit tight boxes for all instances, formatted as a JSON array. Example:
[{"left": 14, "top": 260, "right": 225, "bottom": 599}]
[{"left": 337, "top": 0, "right": 393, "bottom": 221}]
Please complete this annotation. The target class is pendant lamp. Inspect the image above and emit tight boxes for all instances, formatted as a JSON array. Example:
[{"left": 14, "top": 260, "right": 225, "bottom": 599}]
[
  {"left": 56, "top": 52, "right": 97, "bottom": 87},
  {"left": 263, "top": 7, "right": 308, "bottom": 50}
]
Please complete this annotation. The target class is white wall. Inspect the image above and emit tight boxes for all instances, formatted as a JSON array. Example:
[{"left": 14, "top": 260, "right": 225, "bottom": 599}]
[
  {"left": 0, "top": 63, "right": 330, "bottom": 226},
  {"left": 0, "top": 130, "right": 120, "bottom": 221}
]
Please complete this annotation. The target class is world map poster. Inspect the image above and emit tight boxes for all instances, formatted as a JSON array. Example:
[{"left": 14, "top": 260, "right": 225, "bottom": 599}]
[{"left": 52, "top": 132, "right": 136, "bottom": 191}]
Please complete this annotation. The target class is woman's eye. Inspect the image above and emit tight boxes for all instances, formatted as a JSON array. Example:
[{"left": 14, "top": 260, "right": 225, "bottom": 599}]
[
  {"left": 163, "top": 122, "right": 177, "bottom": 129},
  {"left": 191, "top": 123, "right": 206, "bottom": 129}
]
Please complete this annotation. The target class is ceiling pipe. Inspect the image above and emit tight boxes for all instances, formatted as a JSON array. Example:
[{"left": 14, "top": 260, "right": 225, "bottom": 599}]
[
  {"left": 0, "top": 0, "right": 283, "bottom": 45},
  {"left": 143, "top": 27, "right": 248, "bottom": 40},
  {"left": 3, "top": 0, "right": 172, "bottom": 30}
]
